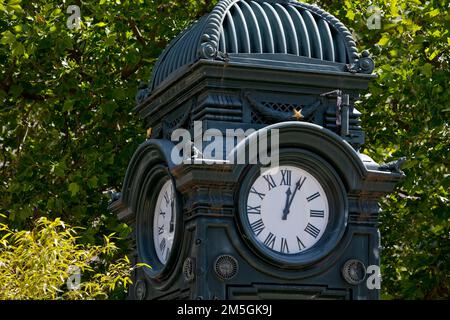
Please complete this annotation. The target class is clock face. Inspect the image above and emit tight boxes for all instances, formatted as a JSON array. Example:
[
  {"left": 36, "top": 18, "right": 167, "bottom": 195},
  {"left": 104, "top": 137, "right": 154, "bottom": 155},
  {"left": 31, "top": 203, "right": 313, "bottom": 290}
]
[
  {"left": 152, "top": 179, "right": 177, "bottom": 265},
  {"left": 245, "top": 165, "right": 329, "bottom": 255}
]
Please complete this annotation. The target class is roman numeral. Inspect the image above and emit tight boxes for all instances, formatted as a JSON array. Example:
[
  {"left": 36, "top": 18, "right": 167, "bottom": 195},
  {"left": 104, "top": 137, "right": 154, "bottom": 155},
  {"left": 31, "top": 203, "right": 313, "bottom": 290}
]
[
  {"left": 263, "top": 232, "right": 276, "bottom": 249},
  {"left": 159, "top": 238, "right": 166, "bottom": 252},
  {"left": 160, "top": 211, "right": 166, "bottom": 218},
  {"left": 164, "top": 192, "right": 170, "bottom": 205},
  {"left": 280, "top": 237, "right": 289, "bottom": 253},
  {"left": 263, "top": 175, "right": 277, "bottom": 190},
  {"left": 297, "top": 236, "right": 306, "bottom": 250},
  {"left": 280, "top": 170, "right": 292, "bottom": 186},
  {"left": 307, "top": 192, "right": 321, "bottom": 202},
  {"left": 304, "top": 223, "right": 321, "bottom": 238},
  {"left": 247, "top": 205, "right": 261, "bottom": 215},
  {"left": 250, "top": 187, "right": 265, "bottom": 200},
  {"left": 158, "top": 225, "right": 164, "bottom": 235},
  {"left": 250, "top": 219, "right": 265, "bottom": 236},
  {"left": 310, "top": 210, "right": 325, "bottom": 218}
]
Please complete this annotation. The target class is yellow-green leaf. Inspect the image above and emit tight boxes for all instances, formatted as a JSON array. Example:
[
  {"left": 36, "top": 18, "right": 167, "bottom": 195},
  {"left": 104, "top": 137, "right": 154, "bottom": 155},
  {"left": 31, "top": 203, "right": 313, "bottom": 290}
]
[
  {"left": 428, "top": 50, "right": 439, "bottom": 61},
  {"left": 428, "top": 8, "right": 440, "bottom": 18},
  {"left": 1, "top": 30, "right": 15, "bottom": 45},
  {"left": 346, "top": 10, "right": 355, "bottom": 21},
  {"left": 378, "top": 35, "right": 390, "bottom": 46}
]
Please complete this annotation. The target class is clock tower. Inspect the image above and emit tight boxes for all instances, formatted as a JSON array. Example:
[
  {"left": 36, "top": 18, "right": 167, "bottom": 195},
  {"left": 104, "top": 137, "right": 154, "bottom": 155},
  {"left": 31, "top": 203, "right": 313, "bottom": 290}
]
[{"left": 109, "top": 0, "right": 404, "bottom": 300}]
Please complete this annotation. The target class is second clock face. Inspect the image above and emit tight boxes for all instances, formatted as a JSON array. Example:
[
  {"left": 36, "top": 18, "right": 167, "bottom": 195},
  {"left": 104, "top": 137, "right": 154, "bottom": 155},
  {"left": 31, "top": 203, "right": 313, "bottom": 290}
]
[
  {"left": 153, "top": 179, "right": 177, "bottom": 265},
  {"left": 245, "top": 165, "right": 329, "bottom": 255}
]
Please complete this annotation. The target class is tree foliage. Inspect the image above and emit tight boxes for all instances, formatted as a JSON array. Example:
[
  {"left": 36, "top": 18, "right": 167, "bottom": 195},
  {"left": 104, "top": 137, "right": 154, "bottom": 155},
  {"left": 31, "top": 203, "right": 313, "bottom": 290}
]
[
  {"left": 0, "top": 0, "right": 448, "bottom": 299},
  {"left": 0, "top": 215, "right": 135, "bottom": 299},
  {"left": 0, "top": 0, "right": 214, "bottom": 242},
  {"left": 310, "top": 0, "right": 449, "bottom": 299}
]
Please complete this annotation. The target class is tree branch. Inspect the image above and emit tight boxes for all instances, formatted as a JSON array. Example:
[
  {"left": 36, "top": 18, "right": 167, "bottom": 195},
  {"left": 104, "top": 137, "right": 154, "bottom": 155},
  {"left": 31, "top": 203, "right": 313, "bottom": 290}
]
[
  {"left": 121, "top": 56, "right": 144, "bottom": 80},
  {"left": 128, "top": 18, "right": 147, "bottom": 46}
]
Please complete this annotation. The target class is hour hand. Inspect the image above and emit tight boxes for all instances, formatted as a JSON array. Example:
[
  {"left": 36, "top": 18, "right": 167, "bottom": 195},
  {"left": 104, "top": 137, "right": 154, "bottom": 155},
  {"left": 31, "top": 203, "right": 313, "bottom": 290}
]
[{"left": 282, "top": 187, "right": 292, "bottom": 220}]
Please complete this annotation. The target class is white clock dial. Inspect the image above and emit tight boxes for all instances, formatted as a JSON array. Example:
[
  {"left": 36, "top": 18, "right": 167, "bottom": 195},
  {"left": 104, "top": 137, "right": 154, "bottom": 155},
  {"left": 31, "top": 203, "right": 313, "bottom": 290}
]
[
  {"left": 153, "top": 179, "right": 177, "bottom": 264},
  {"left": 246, "top": 165, "right": 329, "bottom": 255}
]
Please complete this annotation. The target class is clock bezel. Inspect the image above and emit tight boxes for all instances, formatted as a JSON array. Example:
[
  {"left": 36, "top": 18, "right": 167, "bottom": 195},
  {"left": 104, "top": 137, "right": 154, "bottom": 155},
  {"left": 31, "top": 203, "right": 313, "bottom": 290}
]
[
  {"left": 136, "top": 164, "right": 183, "bottom": 280},
  {"left": 236, "top": 149, "right": 348, "bottom": 268}
]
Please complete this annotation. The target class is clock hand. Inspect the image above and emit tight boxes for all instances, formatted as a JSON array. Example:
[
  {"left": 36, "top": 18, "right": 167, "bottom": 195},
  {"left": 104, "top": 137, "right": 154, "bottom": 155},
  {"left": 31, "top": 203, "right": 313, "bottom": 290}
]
[
  {"left": 282, "top": 177, "right": 307, "bottom": 220},
  {"left": 282, "top": 187, "right": 292, "bottom": 220},
  {"left": 169, "top": 190, "right": 175, "bottom": 233}
]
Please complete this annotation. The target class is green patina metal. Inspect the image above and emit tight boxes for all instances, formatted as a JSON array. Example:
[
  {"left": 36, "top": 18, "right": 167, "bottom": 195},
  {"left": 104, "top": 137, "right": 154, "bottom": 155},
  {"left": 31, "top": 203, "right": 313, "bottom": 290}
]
[
  {"left": 110, "top": 0, "right": 403, "bottom": 300},
  {"left": 137, "top": 0, "right": 374, "bottom": 104}
]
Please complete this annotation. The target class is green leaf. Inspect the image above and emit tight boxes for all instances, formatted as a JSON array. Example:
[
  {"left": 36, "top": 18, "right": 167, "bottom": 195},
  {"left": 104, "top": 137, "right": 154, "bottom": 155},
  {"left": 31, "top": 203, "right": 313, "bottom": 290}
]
[
  {"left": 420, "top": 63, "right": 433, "bottom": 77},
  {"left": 101, "top": 100, "right": 118, "bottom": 117},
  {"left": 346, "top": 10, "right": 355, "bottom": 21},
  {"left": 63, "top": 100, "right": 74, "bottom": 112},
  {"left": 87, "top": 177, "right": 98, "bottom": 189},
  {"left": 390, "top": 0, "right": 399, "bottom": 16},
  {"left": 428, "top": 50, "right": 439, "bottom": 61},
  {"left": 11, "top": 41, "right": 24, "bottom": 57},
  {"left": 6, "top": 0, "right": 23, "bottom": 13},
  {"left": 378, "top": 35, "right": 390, "bottom": 46},
  {"left": 105, "top": 34, "right": 117, "bottom": 47},
  {"left": 427, "top": 9, "right": 440, "bottom": 18},
  {"left": 13, "top": 25, "right": 22, "bottom": 33},
  {"left": 68, "top": 183, "right": 80, "bottom": 197},
  {"left": 1, "top": 31, "right": 15, "bottom": 45}
]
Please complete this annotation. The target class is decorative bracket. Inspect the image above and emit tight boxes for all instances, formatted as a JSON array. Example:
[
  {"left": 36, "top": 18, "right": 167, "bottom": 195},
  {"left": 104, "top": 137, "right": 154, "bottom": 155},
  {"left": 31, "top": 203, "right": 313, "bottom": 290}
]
[
  {"left": 346, "top": 51, "right": 375, "bottom": 74},
  {"left": 379, "top": 157, "right": 407, "bottom": 174},
  {"left": 320, "top": 90, "right": 351, "bottom": 137},
  {"left": 161, "top": 102, "right": 193, "bottom": 139},
  {"left": 199, "top": 34, "right": 218, "bottom": 59},
  {"left": 244, "top": 91, "right": 323, "bottom": 123}
]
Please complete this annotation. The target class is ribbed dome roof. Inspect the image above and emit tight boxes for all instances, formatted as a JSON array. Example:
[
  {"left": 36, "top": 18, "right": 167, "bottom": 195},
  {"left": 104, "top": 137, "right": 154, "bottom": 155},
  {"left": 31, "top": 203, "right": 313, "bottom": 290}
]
[{"left": 147, "top": 0, "right": 367, "bottom": 95}]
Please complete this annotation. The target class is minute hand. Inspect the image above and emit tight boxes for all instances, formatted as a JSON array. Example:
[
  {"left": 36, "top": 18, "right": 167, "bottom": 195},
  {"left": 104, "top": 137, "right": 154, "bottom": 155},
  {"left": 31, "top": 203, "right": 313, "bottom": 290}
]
[
  {"left": 169, "top": 189, "right": 175, "bottom": 233},
  {"left": 282, "top": 177, "right": 307, "bottom": 220}
]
